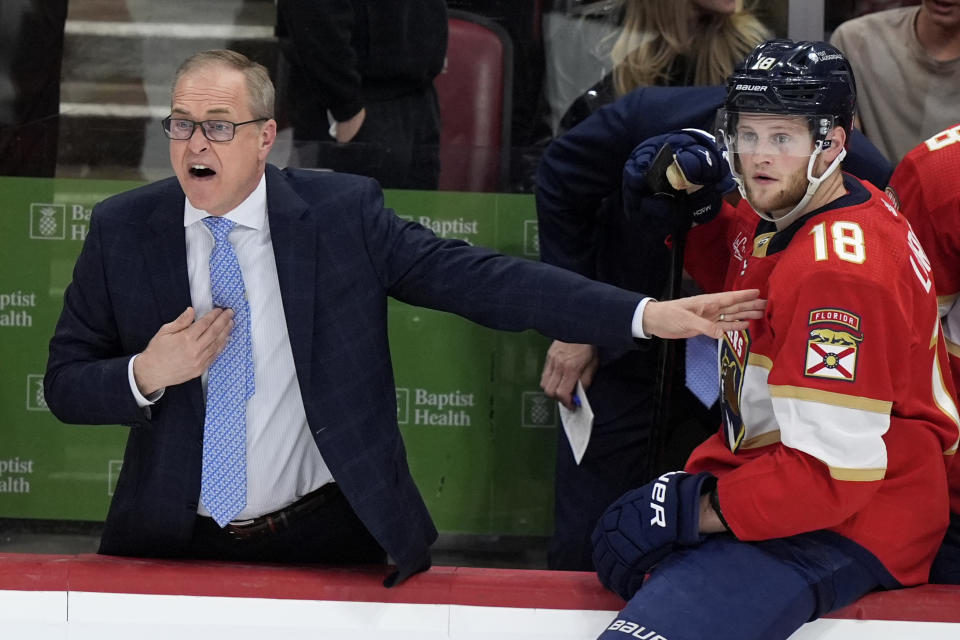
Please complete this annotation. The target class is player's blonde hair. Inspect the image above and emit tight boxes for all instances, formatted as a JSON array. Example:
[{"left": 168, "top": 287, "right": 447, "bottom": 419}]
[
  {"left": 172, "top": 50, "right": 275, "bottom": 120},
  {"left": 610, "top": 0, "right": 771, "bottom": 95}
]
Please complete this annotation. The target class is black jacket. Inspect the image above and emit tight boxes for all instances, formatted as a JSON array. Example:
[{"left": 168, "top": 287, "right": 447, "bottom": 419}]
[{"left": 277, "top": 0, "right": 448, "bottom": 121}]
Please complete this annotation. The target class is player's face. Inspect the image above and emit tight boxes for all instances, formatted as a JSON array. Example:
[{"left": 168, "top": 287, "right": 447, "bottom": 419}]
[
  {"left": 693, "top": 0, "right": 738, "bottom": 16},
  {"left": 169, "top": 64, "right": 276, "bottom": 216},
  {"left": 922, "top": 0, "right": 960, "bottom": 29},
  {"left": 734, "top": 114, "right": 816, "bottom": 218}
]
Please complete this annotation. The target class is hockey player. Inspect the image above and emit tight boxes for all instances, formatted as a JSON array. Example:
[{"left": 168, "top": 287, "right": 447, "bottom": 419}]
[
  {"left": 590, "top": 40, "right": 960, "bottom": 640},
  {"left": 536, "top": 58, "right": 893, "bottom": 573},
  {"left": 887, "top": 123, "right": 960, "bottom": 585}
]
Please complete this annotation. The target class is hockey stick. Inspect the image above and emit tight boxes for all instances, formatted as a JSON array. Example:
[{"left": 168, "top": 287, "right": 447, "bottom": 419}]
[{"left": 643, "top": 143, "right": 697, "bottom": 479}]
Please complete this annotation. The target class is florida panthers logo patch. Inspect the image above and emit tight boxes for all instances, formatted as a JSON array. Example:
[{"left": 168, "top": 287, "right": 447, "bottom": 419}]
[
  {"left": 804, "top": 308, "right": 863, "bottom": 382},
  {"left": 720, "top": 329, "right": 750, "bottom": 452}
]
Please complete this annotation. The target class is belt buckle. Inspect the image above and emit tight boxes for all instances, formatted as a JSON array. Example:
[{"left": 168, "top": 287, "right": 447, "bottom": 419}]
[
  {"left": 224, "top": 513, "right": 286, "bottom": 541},
  {"left": 224, "top": 519, "right": 260, "bottom": 541}
]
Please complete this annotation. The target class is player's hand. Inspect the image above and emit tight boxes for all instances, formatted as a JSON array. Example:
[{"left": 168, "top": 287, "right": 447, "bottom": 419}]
[
  {"left": 540, "top": 341, "right": 598, "bottom": 410},
  {"left": 623, "top": 129, "right": 734, "bottom": 226},
  {"left": 592, "top": 471, "right": 714, "bottom": 600},
  {"left": 642, "top": 289, "right": 766, "bottom": 340},
  {"left": 133, "top": 307, "right": 234, "bottom": 395}
]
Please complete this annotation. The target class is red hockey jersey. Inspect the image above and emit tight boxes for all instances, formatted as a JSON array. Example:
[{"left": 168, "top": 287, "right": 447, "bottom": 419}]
[
  {"left": 889, "top": 123, "right": 960, "bottom": 516},
  {"left": 683, "top": 174, "right": 960, "bottom": 586}
]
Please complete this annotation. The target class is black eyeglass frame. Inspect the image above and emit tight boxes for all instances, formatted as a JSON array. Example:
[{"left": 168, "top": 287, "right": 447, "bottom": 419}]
[{"left": 161, "top": 116, "right": 269, "bottom": 142}]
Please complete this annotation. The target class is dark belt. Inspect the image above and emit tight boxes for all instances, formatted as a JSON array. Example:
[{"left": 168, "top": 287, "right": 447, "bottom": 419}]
[{"left": 217, "top": 483, "right": 341, "bottom": 541}]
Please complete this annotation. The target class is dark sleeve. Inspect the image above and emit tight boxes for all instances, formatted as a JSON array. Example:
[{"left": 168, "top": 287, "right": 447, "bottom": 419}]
[
  {"left": 556, "top": 74, "right": 616, "bottom": 137},
  {"left": 536, "top": 95, "right": 636, "bottom": 277},
  {"left": 535, "top": 86, "right": 725, "bottom": 277},
  {"left": 355, "top": 180, "right": 645, "bottom": 350},
  {"left": 277, "top": 0, "right": 363, "bottom": 121},
  {"left": 44, "top": 209, "right": 148, "bottom": 426},
  {"left": 845, "top": 128, "right": 893, "bottom": 189}
]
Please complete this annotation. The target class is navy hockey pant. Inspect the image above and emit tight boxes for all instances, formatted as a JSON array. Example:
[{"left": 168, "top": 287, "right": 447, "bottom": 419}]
[
  {"left": 931, "top": 511, "right": 960, "bottom": 585},
  {"left": 597, "top": 531, "right": 894, "bottom": 640}
]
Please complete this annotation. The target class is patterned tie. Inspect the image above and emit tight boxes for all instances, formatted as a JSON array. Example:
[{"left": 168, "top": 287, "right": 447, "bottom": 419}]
[
  {"left": 685, "top": 334, "right": 719, "bottom": 408},
  {"left": 200, "top": 216, "right": 255, "bottom": 526}
]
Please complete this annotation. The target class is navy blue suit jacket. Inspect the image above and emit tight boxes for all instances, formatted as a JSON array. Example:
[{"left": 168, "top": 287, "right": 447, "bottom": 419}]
[{"left": 45, "top": 165, "right": 646, "bottom": 579}]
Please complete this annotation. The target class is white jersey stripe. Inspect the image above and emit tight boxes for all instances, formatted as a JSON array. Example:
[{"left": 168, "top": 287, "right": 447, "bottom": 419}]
[
  {"left": 773, "top": 396, "right": 890, "bottom": 473},
  {"left": 739, "top": 362, "right": 779, "bottom": 447}
]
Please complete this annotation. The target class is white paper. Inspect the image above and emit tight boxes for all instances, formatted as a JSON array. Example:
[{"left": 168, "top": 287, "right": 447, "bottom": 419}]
[{"left": 558, "top": 381, "right": 594, "bottom": 465}]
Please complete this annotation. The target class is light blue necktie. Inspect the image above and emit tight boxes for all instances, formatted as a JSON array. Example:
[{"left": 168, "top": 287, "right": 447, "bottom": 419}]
[
  {"left": 685, "top": 334, "right": 719, "bottom": 408},
  {"left": 201, "top": 216, "right": 255, "bottom": 527}
]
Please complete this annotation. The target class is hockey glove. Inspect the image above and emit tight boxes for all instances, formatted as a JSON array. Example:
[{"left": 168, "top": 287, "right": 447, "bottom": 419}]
[
  {"left": 591, "top": 471, "right": 715, "bottom": 600},
  {"left": 622, "top": 129, "right": 734, "bottom": 226}
]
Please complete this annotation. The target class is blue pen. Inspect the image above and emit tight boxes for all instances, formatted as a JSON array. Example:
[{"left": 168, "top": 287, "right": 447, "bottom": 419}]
[{"left": 572, "top": 394, "right": 582, "bottom": 408}]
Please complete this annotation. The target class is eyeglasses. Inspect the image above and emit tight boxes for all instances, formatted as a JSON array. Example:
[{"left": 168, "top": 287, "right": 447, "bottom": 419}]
[{"left": 161, "top": 116, "right": 268, "bottom": 142}]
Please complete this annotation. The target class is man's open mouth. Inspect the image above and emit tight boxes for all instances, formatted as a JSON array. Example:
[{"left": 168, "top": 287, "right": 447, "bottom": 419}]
[{"left": 189, "top": 164, "right": 216, "bottom": 178}]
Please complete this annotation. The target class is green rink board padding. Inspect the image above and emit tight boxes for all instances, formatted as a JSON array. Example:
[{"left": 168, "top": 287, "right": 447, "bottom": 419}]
[{"left": 0, "top": 177, "right": 559, "bottom": 535}]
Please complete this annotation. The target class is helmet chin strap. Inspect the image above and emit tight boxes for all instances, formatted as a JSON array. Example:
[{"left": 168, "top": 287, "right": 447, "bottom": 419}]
[{"left": 747, "top": 141, "right": 847, "bottom": 228}]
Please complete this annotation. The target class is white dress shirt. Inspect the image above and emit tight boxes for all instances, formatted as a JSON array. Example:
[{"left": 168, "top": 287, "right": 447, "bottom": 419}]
[{"left": 129, "top": 174, "right": 332, "bottom": 520}]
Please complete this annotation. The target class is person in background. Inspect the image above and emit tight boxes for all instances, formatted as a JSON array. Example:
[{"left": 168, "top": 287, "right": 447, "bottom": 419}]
[
  {"left": 588, "top": 39, "right": 958, "bottom": 640},
  {"left": 830, "top": 0, "right": 960, "bottom": 162},
  {"left": 275, "top": 0, "right": 447, "bottom": 189},
  {"left": 539, "top": 0, "right": 770, "bottom": 573},
  {"left": 558, "top": 0, "right": 770, "bottom": 133},
  {"left": 885, "top": 122, "right": 960, "bottom": 585},
  {"left": 44, "top": 49, "right": 764, "bottom": 588},
  {"left": 0, "top": 0, "right": 68, "bottom": 177}
]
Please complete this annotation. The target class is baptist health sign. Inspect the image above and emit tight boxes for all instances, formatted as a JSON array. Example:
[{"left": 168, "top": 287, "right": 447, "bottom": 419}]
[
  {"left": 0, "top": 198, "right": 70, "bottom": 496},
  {"left": 0, "top": 178, "right": 149, "bottom": 520},
  {"left": 394, "top": 387, "right": 554, "bottom": 428},
  {"left": 396, "top": 388, "right": 476, "bottom": 427},
  {"left": 29, "top": 200, "right": 93, "bottom": 241}
]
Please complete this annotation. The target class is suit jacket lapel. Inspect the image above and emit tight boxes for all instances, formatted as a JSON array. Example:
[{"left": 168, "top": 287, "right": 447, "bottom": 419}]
[
  {"left": 265, "top": 165, "right": 317, "bottom": 389},
  {"left": 143, "top": 184, "right": 191, "bottom": 318},
  {"left": 142, "top": 181, "right": 204, "bottom": 423}
]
